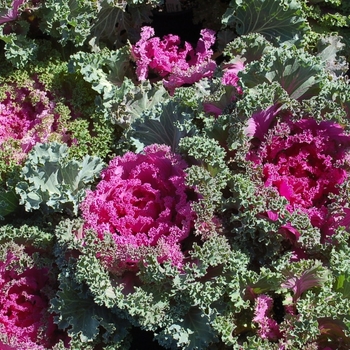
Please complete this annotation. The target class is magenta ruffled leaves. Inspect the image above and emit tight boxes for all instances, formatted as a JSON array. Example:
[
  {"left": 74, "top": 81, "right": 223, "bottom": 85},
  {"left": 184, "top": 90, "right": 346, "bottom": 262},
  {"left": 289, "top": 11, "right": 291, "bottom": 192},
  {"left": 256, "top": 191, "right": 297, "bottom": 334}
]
[
  {"left": 253, "top": 294, "right": 282, "bottom": 341},
  {"left": 221, "top": 60, "right": 245, "bottom": 90},
  {"left": 244, "top": 104, "right": 281, "bottom": 142},
  {"left": 81, "top": 144, "right": 196, "bottom": 273},
  {"left": 0, "top": 1, "right": 349, "bottom": 349},
  {"left": 0, "top": 0, "right": 25, "bottom": 25},
  {"left": 0, "top": 78, "right": 69, "bottom": 164},
  {"left": 0, "top": 248, "right": 69, "bottom": 349},
  {"left": 246, "top": 107, "right": 350, "bottom": 243},
  {"left": 132, "top": 26, "right": 217, "bottom": 95},
  {"left": 0, "top": 74, "right": 73, "bottom": 217},
  {"left": 203, "top": 58, "right": 245, "bottom": 117}
]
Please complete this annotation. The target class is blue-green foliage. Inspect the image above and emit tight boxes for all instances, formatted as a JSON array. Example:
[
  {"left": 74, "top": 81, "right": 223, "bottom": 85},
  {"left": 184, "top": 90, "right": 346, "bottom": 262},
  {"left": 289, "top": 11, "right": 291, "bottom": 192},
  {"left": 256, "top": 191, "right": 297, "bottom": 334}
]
[
  {"left": 130, "top": 100, "right": 196, "bottom": 152},
  {"left": 222, "top": 0, "right": 309, "bottom": 45},
  {"left": 15, "top": 143, "right": 104, "bottom": 215},
  {"left": 38, "top": 0, "right": 96, "bottom": 46},
  {"left": 0, "top": 0, "right": 349, "bottom": 349},
  {"left": 58, "top": 221, "right": 258, "bottom": 349}
]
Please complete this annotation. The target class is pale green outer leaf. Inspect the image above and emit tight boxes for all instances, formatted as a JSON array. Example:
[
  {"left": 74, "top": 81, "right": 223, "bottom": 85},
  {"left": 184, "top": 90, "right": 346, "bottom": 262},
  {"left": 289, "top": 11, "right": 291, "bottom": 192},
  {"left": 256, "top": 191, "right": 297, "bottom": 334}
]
[
  {"left": 61, "top": 161, "right": 81, "bottom": 189},
  {"left": 181, "top": 307, "right": 218, "bottom": 349},
  {"left": 316, "top": 35, "right": 348, "bottom": 76},
  {"left": 52, "top": 280, "right": 107, "bottom": 342},
  {"left": 242, "top": 47, "right": 326, "bottom": 100},
  {"left": 89, "top": 1, "right": 155, "bottom": 50},
  {"left": 264, "top": 56, "right": 320, "bottom": 100},
  {"left": 16, "top": 143, "right": 104, "bottom": 215},
  {"left": 223, "top": 33, "right": 273, "bottom": 63},
  {"left": 69, "top": 46, "right": 132, "bottom": 120},
  {"left": 72, "top": 155, "right": 105, "bottom": 189},
  {"left": 0, "top": 22, "right": 38, "bottom": 68},
  {"left": 122, "top": 82, "right": 168, "bottom": 125},
  {"left": 156, "top": 308, "right": 218, "bottom": 349},
  {"left": 0, "top": 224, "right": 53, "bottom": 249},
  {"left": 131, "top": 101, "right": 195, "bottom": 152},
  {"left": 39, "top": 0, "right": 96, "bottom": 46},
  {"left": 90, "top": 2, "right": 128, "bottom": 50},
  {"left": 0, "top": 27, "right": 15, "bottom": 44},
  {"left": 222, "top": 0, "right": 308, "bottom": 44},
  {"left": 41, "top": 165, "right": 61, "bottom": 195},
  {"left": 24, "top": 191, "right": 43, "bottom": 210}
]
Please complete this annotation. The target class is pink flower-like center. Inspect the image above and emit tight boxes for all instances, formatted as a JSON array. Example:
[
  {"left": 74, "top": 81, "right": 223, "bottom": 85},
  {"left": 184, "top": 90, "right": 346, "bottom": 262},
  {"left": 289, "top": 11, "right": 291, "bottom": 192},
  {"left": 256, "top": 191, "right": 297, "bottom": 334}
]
[
  {"left": 263, "top": 141, "right": 344, "bottom": 210},
  {"left": 248, "top": 115, "right": 350, "bottom": 233},
  {"left": 0, "top": 254, "right": 67, "bottom": 349},
  {"left": 81, "top": 144, "right": 195, "bottom": 270}
]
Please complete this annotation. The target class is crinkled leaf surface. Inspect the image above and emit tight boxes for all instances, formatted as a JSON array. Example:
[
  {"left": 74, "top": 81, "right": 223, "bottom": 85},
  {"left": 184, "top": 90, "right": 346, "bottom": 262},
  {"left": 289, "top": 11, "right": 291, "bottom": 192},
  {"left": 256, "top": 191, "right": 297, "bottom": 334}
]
[
  {"left": 52, "top": 277, "right": 127, "bottom": 344},
  {"left": 316, "top": 35, "right": 348, "bottom": 76},
  {"left": 39, "top": 0, "right": 96, "bottom": 46},
  {"left": 222, "top": 0, "right": 308, "bottom": 44},
  {"left": 90, "top": 1, "right": 155, "bottom": 50},
  {"left": 53, "top": 285, "right": 100, "bottom": 342},
  {"left": 0, "top": 223, "right": 53, "bottom": 249},
  {"left": 89, "top": 1, "right": 128, "bottom": 50},
  {"left": 156, "top": 307, "right": 218, "bottom": 349},
  {"left": 121, "top": 82, "right": 168, "bottom": 123},
  {"left": 69, "top": 47, "right": 134, "bottom": 121},
  {"left": 16, "top": 143, "right": 104, "bottom": 215},
  {"left": 69, "top": 46, "right": 131, "bottom": 94},
  {"left": 223, "top": 33, "right": 273, "bottom": 63},
  {"left": 242, "top": 46, "right": 326, "bottom": 100},
  {"left": 130, "top": 100, "right": 196, "bottom": 152},
  {"left": 181, "top": 307, "right": 218, "bottom": 349}
]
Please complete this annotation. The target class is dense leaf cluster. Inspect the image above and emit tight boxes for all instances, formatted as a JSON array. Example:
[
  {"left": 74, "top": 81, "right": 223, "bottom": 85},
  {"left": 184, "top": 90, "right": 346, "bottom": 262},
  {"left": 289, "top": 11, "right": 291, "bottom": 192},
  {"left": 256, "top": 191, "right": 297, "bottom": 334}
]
[{"left": 0, "top": 0, "right": 349, "bottom": 349}]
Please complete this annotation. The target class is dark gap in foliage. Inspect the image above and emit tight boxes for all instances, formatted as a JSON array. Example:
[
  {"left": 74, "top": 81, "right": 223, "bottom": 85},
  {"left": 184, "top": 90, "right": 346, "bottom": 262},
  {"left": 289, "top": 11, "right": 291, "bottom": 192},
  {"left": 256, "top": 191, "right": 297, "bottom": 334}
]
[
  {"left": 181, "top": 231, "right": 204, "bottom": 256},
  {"left": 151, "top": 9, "right": 202, "bottom": 45},
  {"left": 272, "top": 294, "right": 285, "bottom": 324},
  {"left": 129, "top": 326, "right": 166, "bottom": 349},
  {"left": 24, "top": 16, "right": 50, "bottom": 41}
]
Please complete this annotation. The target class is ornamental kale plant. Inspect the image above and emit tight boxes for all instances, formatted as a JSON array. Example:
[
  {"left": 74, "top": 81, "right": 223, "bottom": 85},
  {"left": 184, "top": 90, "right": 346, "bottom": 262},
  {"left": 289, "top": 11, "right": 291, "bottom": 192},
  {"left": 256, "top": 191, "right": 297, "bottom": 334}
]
[
  {"left": 132, "top": 26, "right": 217, "bottom": 94},
  {"left": 246, "top": 107, "right": 350, "bottom": 243},
  {"left": 81, "top": 144, "right": 195, "bottom": 273},
  {"left": 0, "top": 242, "right": 69, "bottom": 349},
  {"left": 0, "top": 0, "right": 350, "bottom": 349},
  {"left": 0, "top": 55, "right": 117, "bottom": 219},
  {"left": 0, "top": 71, "right": 68, "bottom": 165}
]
